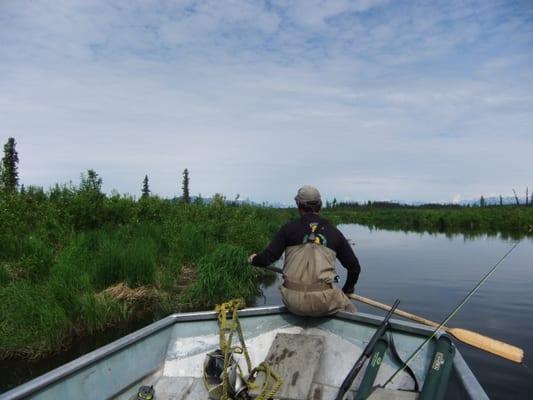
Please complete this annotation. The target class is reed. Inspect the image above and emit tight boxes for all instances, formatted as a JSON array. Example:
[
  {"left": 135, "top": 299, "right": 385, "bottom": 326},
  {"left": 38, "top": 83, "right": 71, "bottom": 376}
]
[
  {"left": 186, "top": 244, "right": 263, "bottom": 308},
  {"left": 0, "top": 281, "right": 70, "bottom": 359}
]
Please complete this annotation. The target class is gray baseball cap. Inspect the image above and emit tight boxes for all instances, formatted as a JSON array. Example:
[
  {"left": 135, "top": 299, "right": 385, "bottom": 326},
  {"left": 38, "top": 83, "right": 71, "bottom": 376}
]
[{"left": 295, "top": 185, "right": 322, "bottom": 205}]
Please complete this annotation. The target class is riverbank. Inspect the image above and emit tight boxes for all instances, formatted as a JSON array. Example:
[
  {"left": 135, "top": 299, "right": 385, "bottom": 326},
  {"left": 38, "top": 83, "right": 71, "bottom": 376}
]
[
  {"left": 0, "top": 189, "right": 289, "bottom": 363},
  {"left": 324, "top": 206, "right": 533, "bottom": 238}
]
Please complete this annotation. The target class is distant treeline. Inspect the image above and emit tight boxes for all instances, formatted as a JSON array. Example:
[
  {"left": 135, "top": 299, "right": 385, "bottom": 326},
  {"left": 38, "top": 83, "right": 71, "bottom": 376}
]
[
  {"left": 324, "top": 206, "right": 533, "bottom": 238},
  {"left": 327, "top": 197, "right": 533, "bottom": 209}
]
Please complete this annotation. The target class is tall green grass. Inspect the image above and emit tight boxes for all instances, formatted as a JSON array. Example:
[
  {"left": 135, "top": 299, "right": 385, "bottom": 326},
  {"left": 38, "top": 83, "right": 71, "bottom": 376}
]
[
  {"left": 0, "top": 281, "right": 70, "bottom": 359},
  {"left": 92, "top": 231, "right": 158, "bottom": 289},
  {"left": 187, "top": 244, "right": 263, "bottom": 307}
]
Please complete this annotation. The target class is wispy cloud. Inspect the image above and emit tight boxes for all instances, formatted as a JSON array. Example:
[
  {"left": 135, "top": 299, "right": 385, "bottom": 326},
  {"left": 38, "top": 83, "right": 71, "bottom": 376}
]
[{"left": 1, "top": 0, "right": 532, "bottom": 203}]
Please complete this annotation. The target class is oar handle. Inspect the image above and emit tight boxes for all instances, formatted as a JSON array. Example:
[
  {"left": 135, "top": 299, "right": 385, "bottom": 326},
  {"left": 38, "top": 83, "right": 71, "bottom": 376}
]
[
  {"left": 349, "top": 294, "right": 440, "bottom": 328},
  {"left": 349, "top": 294, "right": 524, "bottom": 363}
]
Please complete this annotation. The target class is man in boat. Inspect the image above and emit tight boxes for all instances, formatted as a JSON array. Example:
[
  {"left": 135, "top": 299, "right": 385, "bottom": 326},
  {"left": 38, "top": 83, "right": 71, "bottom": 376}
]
[{"left": 248, "top": 185, "right": 361, "bottom": 316}]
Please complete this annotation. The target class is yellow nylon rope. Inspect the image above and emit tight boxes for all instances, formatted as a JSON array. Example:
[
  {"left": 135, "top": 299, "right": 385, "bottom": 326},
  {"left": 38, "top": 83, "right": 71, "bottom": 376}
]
[{"left": 214, "top": 299, "right": 282, "bottom": 400}]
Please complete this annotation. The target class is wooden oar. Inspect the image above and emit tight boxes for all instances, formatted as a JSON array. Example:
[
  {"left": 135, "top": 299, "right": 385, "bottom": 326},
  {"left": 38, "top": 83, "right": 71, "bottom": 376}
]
[{"left": 349, "top": 293, "right": 524, "bottom": 363}]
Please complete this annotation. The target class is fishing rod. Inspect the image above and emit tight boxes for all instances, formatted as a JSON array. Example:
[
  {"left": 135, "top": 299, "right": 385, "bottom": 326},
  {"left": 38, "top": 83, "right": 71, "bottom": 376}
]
[
  {"left": 334, "top": 299, "right": 400, "bottom": 400},
  {"left": 380, "top": 226, "right": 532, "bottom": 390}
]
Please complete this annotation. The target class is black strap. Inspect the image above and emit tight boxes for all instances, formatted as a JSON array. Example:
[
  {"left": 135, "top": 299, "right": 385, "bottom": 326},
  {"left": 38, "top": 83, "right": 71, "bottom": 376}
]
[{"left": 388, "top": 332, "right": 419, "bottom": 391}]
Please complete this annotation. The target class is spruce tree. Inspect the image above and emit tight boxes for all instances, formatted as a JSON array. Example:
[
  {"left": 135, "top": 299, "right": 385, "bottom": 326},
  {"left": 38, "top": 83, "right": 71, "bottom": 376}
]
[
  {"left": 142, "top": 175, "right": 150, "bottom": 198},
  {"left": 182, "top": 168, "right": 190, "bottom": 203},
  {"left": 1, "top": 137, "right": 19, "bottom": 192}
]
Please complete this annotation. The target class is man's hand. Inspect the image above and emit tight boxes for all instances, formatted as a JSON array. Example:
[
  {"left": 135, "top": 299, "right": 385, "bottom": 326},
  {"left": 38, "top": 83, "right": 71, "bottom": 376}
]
[{"left": 247, "top": 253, "right": 257, "bottom": 264}]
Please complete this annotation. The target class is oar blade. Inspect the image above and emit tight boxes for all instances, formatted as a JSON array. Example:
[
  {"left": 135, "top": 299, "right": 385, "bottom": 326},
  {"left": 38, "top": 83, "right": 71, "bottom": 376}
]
[
  {"left": 447, "top": 328, "right": 523, "bottom": 363},
  {"left": 348, "top": 293, "right": 524, "bottom": 364}
]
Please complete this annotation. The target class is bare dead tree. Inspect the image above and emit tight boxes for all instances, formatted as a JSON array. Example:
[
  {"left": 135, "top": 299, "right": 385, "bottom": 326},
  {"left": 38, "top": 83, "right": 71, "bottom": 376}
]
[
  {"left": 526, "top": 187, "right": 529, "bottom": 206},
  {"left": 512, "top": 189, "right": 520, "bottom": 206}
]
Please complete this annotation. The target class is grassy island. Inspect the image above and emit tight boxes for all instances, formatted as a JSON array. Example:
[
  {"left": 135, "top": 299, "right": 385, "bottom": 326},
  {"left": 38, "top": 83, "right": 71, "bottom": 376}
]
[{"left": 0, "top": 183, "right": 291, "bottom": 360}]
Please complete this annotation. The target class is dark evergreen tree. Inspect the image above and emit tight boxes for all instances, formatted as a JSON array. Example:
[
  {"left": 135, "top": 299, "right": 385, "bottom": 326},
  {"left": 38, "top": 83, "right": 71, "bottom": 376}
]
[
  {"left": 1, "top": 137, "right": 19, "bottom": 192},
  {"left": 142, "top": 175, "right": 150, "bottom": 198},
  {"left": 480, "top": 196, "right": 485, "bottom": 207},
  {"left": 499, "top": 195, "right": 503, "bottom": 206},
  {"left": 182, "top": 168, "right": 190, "bottom": 203}
]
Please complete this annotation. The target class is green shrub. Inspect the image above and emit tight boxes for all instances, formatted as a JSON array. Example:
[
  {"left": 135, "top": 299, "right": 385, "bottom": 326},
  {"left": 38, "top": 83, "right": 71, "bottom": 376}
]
[{"left": 19, "top": 236, "right": 55, "bottom": 281}]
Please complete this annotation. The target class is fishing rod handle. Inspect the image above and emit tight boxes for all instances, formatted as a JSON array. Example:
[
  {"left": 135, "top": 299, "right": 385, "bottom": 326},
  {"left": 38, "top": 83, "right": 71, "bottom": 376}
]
[
  {"left": 363, "top": 299, "right": 400, "bottom": 357},
  {"left": 334, "top": 299, "right": 401, "bottom": 400}
]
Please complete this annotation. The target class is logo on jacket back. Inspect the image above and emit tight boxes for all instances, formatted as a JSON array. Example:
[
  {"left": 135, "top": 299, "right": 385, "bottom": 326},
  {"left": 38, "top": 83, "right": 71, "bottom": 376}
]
[{"left": 303, "top": 223, "right": 327, "bottom": 246}]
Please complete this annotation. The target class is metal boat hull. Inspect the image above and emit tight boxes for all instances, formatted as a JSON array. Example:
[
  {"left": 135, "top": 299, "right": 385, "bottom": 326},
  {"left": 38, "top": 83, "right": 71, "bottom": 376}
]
[{"left": 0, "top": 306, "right": 488, "bottom": 400}]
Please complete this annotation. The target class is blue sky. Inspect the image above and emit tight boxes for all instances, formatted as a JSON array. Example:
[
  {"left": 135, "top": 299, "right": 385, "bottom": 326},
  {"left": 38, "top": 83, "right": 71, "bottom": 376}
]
[{"left": 1, "top": 0, "right": 532, "bottom": 204}]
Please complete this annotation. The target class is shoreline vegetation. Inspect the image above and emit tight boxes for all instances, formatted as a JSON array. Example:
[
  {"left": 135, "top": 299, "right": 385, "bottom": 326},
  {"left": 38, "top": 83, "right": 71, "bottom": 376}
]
[
  {"left": 1, "top": 173, "right": 533, "bottom": 377},
  {"left": 0, "top": 178, "right": 290, "bottom": 362},
  {"left": 323, "top": 202, "right": 533, "bottom": 239}
]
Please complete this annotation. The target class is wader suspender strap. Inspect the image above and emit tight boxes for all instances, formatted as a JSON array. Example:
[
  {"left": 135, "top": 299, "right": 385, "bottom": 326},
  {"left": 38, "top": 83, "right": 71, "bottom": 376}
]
[{"left": 388, "top": 332, "right": 420, "bottom": 391}]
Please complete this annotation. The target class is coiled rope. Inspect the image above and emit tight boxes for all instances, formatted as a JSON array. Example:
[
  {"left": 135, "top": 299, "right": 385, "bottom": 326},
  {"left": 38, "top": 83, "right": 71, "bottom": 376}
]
[{"left": 213, "top": 299, "right": 282, "bottom": 400}]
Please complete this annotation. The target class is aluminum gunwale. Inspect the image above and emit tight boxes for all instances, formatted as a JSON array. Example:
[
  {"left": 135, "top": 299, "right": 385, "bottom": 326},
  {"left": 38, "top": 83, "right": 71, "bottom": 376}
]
[
  {"left": 0, "top": 306, "right": 487, "bottom": 400},
  {"left": 452, "top": 351, "right": 490, "bottom": 400}
]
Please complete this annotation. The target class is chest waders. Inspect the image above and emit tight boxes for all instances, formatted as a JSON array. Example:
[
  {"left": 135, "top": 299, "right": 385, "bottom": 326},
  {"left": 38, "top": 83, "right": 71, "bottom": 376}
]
[{"left": 280, "top": 223, "right": 354, "bottom": 316}]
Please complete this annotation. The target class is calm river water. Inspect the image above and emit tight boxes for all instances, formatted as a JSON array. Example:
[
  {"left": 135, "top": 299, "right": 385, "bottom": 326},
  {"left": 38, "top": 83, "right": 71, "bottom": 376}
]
[{"left": 258, "top": 224, "right": 533, "bottom": 399}]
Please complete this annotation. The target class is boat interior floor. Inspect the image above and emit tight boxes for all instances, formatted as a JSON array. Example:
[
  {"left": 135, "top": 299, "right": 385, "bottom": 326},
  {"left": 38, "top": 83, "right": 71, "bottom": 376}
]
[{"left": 118, "top": 324, "right": 420, "bottom": 400}]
